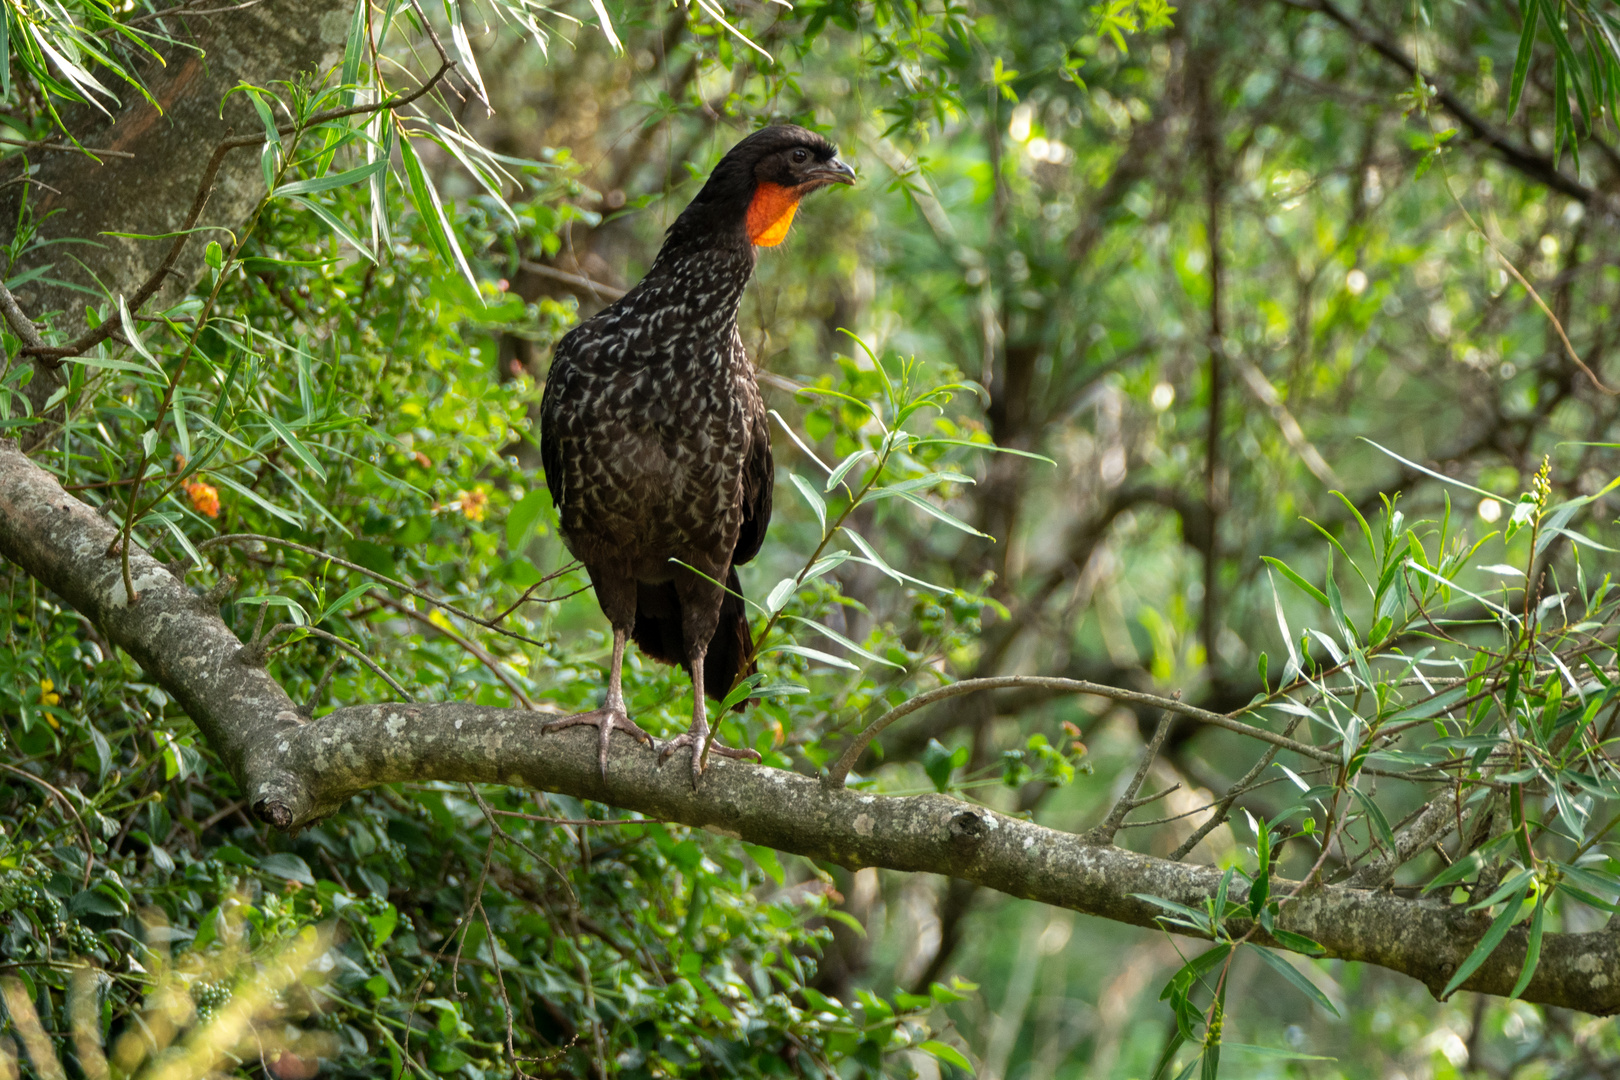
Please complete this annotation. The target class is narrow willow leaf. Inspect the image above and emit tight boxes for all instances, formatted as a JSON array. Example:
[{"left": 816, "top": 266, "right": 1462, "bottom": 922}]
[
  {"left": 764, "top": 643, "right": 860, "bottom": 671},
  {"left": 895, "top": 490, "right": 989, "bottom": 537},
  {"left": 1260, "top": 556, "right": 1329, "bottom": 608},
  {"left": 583, "top": 0, "right": 623, "bottom": 52},
  {"left": 399, "top": 133, "right": 479, "bottom": 297},
  {"left": 1509, "top": 0, "right": 1539, "bottom": 118},
  {"left": 259, "top": 412, "right": 326, "bottom": 480},
  {"left": 368, "top": 113, "right": 394, "bottom": 254},
  {"left": 825, "top": 448, "right": 875, "bottom": 492},
  {"left": 444, "top": 0, "right": 489, "bottom": 106},
  {"left": 784, "top": 616, "right": 903, "bottom": 669},
  {"left": 339, "top": 0, "right": 368, "bottom": 107},
  {"left": 213, "top": 472, "right": 303, "bottom": 526},
  {"left": 285, "top": 196, "right": 378, "bottom": 263},
  {"left": 1443, "top": 884, "right": 1530, "bottom": 998},
  {"left": 273, "top": 159, "right": 386, "bottom": 198},
  {"left": 1508, "top": 895, "right": 1546, "bottom": 999},
  {"left": 789, "top": 473, "right": 827, "bottom": 532}
]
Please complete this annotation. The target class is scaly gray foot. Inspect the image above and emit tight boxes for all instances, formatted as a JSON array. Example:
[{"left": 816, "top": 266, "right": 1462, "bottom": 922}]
[
  {"left": 541, "top": 707, "right": 655, "bottom": 780},
  {"left": 657, "top": 730, "right": 761, "bottom": 787}
]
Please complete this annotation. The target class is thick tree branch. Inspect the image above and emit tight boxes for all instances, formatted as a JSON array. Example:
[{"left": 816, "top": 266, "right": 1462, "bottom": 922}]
[{"left": 1, "top": 442, "right": 1617, "bottom": 1014}]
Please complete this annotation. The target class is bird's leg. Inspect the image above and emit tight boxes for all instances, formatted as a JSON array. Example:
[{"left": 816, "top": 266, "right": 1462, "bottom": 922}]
[
  {"left": 657, "top": 651, "right": 761, "bottom": 786},
  {"left": 540, "top": 627, "right": 654, "bottom": 779}
]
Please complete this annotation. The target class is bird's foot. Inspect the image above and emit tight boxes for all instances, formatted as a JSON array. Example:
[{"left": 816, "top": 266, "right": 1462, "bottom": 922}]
[
  {"left": 657, "top": 730, "right": 761, "bottom": 787},
  {"left": 540, "top": 706, "right": 655, "bottom": 781}
]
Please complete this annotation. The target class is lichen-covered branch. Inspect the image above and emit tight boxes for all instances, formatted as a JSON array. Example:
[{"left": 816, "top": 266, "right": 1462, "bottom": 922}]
[{"left": 0, "top": 440, "right": 1615, "bottom": 1014}]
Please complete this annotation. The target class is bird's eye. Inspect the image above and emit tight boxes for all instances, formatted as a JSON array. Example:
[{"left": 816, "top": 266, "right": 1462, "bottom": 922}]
[{"left": 791, "top": 149, "right": 809, "bottom": 164}]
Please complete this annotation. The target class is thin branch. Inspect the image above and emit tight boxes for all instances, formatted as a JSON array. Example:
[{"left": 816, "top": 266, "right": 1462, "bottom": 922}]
[
  {"left": 0, "top": 136, "right": 134, "bottom": 159},
  {"left": 199, "top": 532, "right": 551, "bottom": 648},
  {"left": 825, "top": 675, "right": 1341, "bottom": 787},
  {"left": 287, "top": 625, "right": 413, "bottom": 702},
  {"left": 0, "top": 762, "right": 94, "bottom": 886},
  {"left": 373, "top": 593, "right": 542, "bottom": 711},
  {"left": 1170, "top": 717, "right": 1303, "bottom": 861},
  {"left": 518, "top": 260, "right": 627, "bottom": 302},
  {"left": 0, "top": 283, "right": 47, "bottom": 351},
  {"left": 21, "top": 61, "right": 455, "bottom": 365},
  {"left": 1086, "top": 710, "right": 1176, "bottom": 845},
  {"left": 1281, "top": 0, "right": 1598, "bottom": 205}
]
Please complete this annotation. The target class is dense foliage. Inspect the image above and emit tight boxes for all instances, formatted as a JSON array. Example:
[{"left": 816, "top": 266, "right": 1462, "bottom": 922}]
[{"left": 3, "top": 0, "right": 1620, "bottom": 1077}]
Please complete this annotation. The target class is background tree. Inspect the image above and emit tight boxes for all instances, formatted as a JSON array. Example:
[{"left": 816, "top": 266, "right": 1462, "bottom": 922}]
[{"left": 1, "top": 1, "right": 1619, "bottom": 1078}]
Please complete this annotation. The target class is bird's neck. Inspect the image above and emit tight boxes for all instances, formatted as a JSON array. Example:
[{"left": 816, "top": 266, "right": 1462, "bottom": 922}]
[{"left": 637, "top": 241, "right": 757, "bottom": 337}]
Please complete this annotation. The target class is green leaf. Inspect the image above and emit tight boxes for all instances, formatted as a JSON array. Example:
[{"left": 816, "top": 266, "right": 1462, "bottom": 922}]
[
  {"left": 784, "top": 616, "right": 903, "bottom": 669},
  {"left": 743, "top": 843, "right": 784, "bottom": 886},
  {"left": 118, "top": 294, "right": 165, "bottom": 376},
  {"left": 825, "top": 448, "right": 875, "bottom": 492},
  {"left": 273, "top": 159, "right": 387, "bottom": 199},
  {"left": 258, "top": 411, "right": 327, "bottom": 480},
  {"left": 918, "top": 1040, "right": 974, "bottom": 1074},
  {"left": 1259, "top": 556, "right": 1329, "bottom": 608},
  {"left": 1509, "top": 0, "right": 1539, "bottom": 118},
  {"left": 789, "top": 472, "right": 828, "bottom": 532},
  {"left": 505, "top": 487, "right": 550, "bottom": 552},
  {"left": 1268, "top": 929, "right": 1327, "bottom": 957},
  {"left": 339, "top": 0, "right": 368, "bottom": 107},
  {"left": 1509, "top": 893, "right": 1545, "bottom": 999},
  {"left": 1250, "top": 946, "right": 1339, "bottom": 1016},
  {"left": 1223, "top": 1044, "right": 1337, "bottom": 1062},
  {"left": 213, "top": 472, "right": 304, "bottom": 526},
  {"left": 922, "top": 738, "right": 959, "bottom": 792},
  {"left": 894, "top": 490, "right": 990, "bottom": 538},
  {"left": 444, "top": 0, "right": 489, "bottom": 105},
  {"left": 399, "top": 132, "right": 479, "bottom": 297},
  {"left": 763, "top": 643, "right": 861, "bottom": 671},
  {"left": 1443, "top": 883, "right": 1531, "bottom": 998},
  {"left": 259, "top": 852, "right": 316, "bottom": 886}
]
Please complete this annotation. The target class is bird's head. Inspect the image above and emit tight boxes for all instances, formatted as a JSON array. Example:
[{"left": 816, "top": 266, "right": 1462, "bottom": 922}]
[{"left": 669, "top": 124, "right": 855, "bottom": 250}]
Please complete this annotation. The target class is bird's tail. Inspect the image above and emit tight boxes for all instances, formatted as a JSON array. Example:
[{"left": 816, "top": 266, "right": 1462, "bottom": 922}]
[{"left": 631, "top": 567, "right": 755, "bottom": 709}]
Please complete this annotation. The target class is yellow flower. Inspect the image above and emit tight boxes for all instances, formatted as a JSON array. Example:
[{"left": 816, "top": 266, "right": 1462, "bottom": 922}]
[
  {"left": 458, "top": 488, "right": 489, "bottom": 523},
  {"left": 39, "top": 680, "right": 59, "bottom": 707}
]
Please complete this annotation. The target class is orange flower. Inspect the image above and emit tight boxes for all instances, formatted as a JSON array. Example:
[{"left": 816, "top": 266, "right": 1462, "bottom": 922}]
[
  {"left": 183, "top": 479, "right": 221, "bottom": 518},
  {"left": 458, "top": 489, "right": 488, "bottom": 523}
]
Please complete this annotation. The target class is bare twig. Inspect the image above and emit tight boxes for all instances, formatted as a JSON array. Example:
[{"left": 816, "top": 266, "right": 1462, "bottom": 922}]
[
  {"left": 518, "top": 260, "right": 627, "bottom": 302},
  {"left": 1170, "top": 717, "right": 1303, "bottom": 861},
  {"left": 1086, "top": 710, "right": 1176, "bottom": 845},
  {"left": 0, "top": 762, "right": 95, "bottom": 886},
  {"left": 22, "top": 61, "right": 455, "bottom": 366},
  {"left": 0, "top": 282, "right": 47, "bottom": 351},
  {"left": 200, "top": 533, "right": 552, "bottom": 648},
  {"left": 825, "top": 675, "right": 1341, "bottom": 788},
  {"left": 0, "top": 136, "right": 135, "bottom": 159},
  {"left": 284, "top": 625, "right": 413, "bottom": 702},
  {"left": 373, "top": 593, "right": 544, "bottom": 711}
]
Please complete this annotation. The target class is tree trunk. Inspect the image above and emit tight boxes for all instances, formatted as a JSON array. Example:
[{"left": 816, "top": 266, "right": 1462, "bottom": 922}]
[{"left": 3, "top": 0, "right": 350, "bottom": 420}]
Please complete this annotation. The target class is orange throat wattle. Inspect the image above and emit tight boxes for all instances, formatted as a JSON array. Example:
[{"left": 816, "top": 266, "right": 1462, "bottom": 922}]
[{"left": 746, "top": 182, "right": 801, "bottom": 247}]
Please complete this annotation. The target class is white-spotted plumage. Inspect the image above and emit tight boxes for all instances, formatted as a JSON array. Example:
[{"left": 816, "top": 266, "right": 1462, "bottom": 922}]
[{"left": 537, "top": 124, "right": 853, "bottom": 784}]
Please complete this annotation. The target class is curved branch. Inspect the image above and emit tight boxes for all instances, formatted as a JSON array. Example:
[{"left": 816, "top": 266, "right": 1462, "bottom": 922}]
[{"left": 0, "top": 441, "right": 1615, "bottom": 1015}]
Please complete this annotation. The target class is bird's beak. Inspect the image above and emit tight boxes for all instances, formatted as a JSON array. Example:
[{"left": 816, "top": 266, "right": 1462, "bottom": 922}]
[{"left": 805, "top": 158, "right": 857, "bottom": 187}]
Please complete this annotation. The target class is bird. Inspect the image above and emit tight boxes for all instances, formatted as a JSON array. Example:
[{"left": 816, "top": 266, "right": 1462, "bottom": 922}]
[{"left": 538, "top": 124, "right": 855, "bottom": 784}]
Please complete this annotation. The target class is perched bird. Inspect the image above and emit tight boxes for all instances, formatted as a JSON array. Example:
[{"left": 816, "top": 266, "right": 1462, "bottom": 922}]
[{"left": 539, "top": 124, "right": 855, "bottom": 783}]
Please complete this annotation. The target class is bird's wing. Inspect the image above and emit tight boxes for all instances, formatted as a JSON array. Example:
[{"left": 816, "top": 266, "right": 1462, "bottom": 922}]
[
  {"left": 732, "top": 388, "right": 773, "bottom": 567},
  {"left": 538, "top": 327, "right": 585, "bottom": 516}
]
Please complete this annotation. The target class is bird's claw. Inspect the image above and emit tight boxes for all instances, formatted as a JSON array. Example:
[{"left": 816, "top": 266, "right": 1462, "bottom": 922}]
[
  {"left": 657, "top": 731, "right": 761, "bottom": 787},
  {"left": 540, "top": 707, "right": 655, "bottom": 781}
]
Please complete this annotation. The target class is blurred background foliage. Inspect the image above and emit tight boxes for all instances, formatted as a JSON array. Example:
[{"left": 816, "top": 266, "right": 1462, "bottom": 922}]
[{"left": 3, "top": 0, "right": 1620, "bottom": 1076}]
